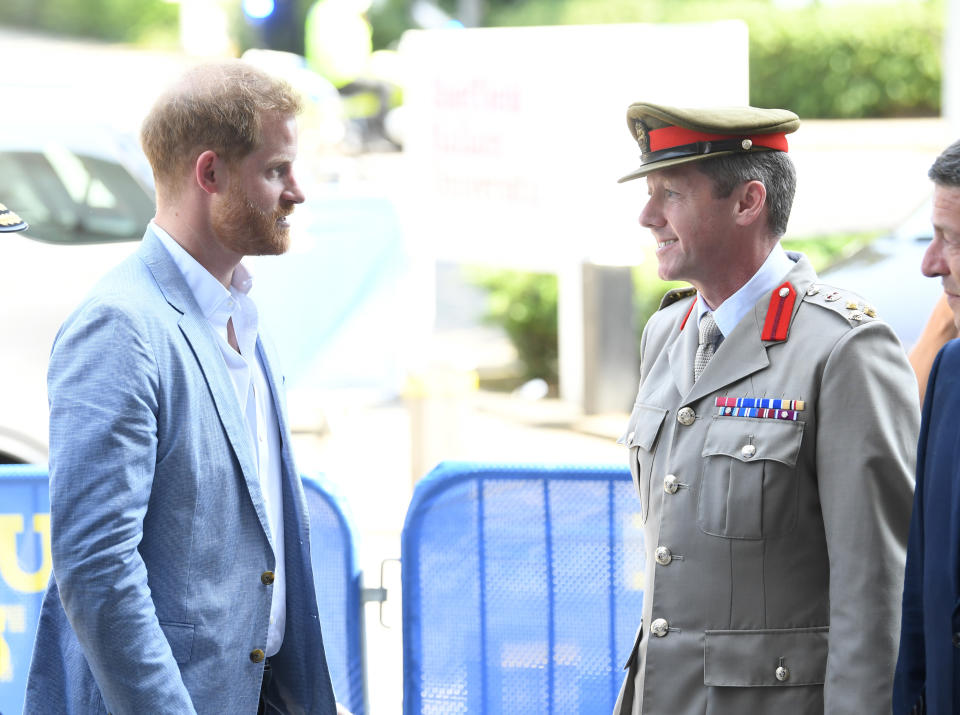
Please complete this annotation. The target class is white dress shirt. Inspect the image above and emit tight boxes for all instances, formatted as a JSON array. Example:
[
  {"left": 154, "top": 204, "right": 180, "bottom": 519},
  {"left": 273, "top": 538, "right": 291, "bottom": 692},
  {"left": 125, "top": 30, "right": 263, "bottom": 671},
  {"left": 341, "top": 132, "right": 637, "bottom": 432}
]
[
  {"left": 153, "top": 222, "right": 286, "bottom": 656},
  {"left": 696, "top": 242, "right": 796, "bottom": 338}
]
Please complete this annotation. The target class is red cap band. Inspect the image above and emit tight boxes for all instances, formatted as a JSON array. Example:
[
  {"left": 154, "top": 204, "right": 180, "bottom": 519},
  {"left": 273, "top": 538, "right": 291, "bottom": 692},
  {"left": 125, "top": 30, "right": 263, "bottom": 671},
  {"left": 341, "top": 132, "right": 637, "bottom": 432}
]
[{"left": 649, "top": 126, "right": 789, "bottom": 153}]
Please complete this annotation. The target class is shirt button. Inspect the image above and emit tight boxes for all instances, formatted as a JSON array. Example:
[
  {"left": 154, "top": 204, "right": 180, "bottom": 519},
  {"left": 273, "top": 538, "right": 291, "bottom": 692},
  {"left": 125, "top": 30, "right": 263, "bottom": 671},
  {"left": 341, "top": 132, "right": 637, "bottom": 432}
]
[
  {"left": 250, "top": 648, "right": 265, "bottom": 663},
  {"left": 261, "top": 571, "right": 275, "bottom": 585},
  {"left": 740, "top": 444, "right": 756, "bottom": 459},
  {"left": 655, "top": 546, "right": 673, "bottom": 565},
  {"left": 650, "top": 618, "right": 669, "bottom": 637},
  {"left": 677, "top": 406, "right": 695, "bottom": 426}
]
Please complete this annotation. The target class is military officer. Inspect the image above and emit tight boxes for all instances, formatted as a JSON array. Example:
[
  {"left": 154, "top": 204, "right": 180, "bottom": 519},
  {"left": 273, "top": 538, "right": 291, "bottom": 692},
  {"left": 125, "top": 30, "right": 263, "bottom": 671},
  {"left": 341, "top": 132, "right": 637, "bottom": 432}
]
[{"left": 613, "top": 103, "right": 919, "bottom": 714}]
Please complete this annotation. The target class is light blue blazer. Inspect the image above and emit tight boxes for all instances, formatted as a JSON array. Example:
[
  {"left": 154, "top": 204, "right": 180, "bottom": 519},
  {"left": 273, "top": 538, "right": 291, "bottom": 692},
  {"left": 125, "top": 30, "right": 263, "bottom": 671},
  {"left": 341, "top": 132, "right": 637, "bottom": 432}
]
[{"left": 24, "top": 228, "right": 337, "bottom": 714}]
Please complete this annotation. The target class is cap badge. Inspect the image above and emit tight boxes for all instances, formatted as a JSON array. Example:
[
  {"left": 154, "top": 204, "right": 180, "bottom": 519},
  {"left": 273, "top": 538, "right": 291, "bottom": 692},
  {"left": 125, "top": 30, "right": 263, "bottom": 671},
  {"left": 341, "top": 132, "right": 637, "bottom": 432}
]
[{"left": 634, "top": 120, "right": 650, "bottom": 153}]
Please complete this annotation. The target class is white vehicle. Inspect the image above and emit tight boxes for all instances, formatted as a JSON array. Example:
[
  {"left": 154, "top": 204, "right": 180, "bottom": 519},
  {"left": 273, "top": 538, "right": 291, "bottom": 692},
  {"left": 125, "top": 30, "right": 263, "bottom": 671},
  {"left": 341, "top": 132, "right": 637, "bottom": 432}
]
[{"left": 0, "top": 118, "right": 154, "bottom": 463}]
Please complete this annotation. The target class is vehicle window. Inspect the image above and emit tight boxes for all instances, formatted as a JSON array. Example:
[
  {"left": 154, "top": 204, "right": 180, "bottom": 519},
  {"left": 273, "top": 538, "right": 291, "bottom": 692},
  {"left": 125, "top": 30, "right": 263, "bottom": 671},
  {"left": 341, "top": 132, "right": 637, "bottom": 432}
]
[{"left": 0, "top": 147, "right": 155, "bottom": 244}]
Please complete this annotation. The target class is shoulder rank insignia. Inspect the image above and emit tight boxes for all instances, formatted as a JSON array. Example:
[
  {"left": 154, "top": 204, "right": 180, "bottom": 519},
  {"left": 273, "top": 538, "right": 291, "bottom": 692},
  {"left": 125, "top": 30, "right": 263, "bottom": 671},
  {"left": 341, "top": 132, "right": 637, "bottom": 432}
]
[
  {"left": 761, "top": 282, "right": 797, "bottom": 342},
  {"left": 659, "top": 286, "right": 696, "bottom": 310},
  {"left": 803, "top": 283, "right": 878, "bottom": 326}
]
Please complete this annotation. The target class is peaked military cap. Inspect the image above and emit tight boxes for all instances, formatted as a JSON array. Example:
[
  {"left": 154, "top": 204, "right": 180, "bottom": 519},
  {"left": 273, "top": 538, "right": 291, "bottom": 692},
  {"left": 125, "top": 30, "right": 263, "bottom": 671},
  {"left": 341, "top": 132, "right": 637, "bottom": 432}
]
[
  {"left": 0, "top": 203, "right": 27, "bottom": 233},
  {"left": 618, "top": 102, "right": 800, "bottom": 183}
]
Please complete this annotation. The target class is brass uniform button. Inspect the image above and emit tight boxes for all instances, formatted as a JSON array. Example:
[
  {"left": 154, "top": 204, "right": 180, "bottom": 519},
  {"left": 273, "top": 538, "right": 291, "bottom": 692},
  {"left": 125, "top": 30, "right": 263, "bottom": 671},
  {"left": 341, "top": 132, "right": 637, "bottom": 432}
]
[
  {"left": 650, "top": 618, "right": 669, "bottom": 637},
  {"left": 250, "top": 648, "right": 265, "bottom": 663},
  {"left": 261, "top": 571, "right": 275, "bottom": 585},
  {"left": 677, "top": 406, "right": 695, "bottom": 426},
  {"left": 663, "top": 474, "right": 680, "bottom": 494},
  {"left": 776, "top": 665, "right": 790, "bottom": 682},
  {"left": 740, "top": 444, "right": 757, "bottom": 459}
]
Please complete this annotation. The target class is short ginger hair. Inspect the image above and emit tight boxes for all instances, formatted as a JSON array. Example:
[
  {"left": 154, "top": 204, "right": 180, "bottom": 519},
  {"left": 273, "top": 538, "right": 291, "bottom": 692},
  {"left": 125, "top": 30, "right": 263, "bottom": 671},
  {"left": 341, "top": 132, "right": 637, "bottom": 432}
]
[{"left": 140, "top": 60, "right": 302, "bottom": 192}]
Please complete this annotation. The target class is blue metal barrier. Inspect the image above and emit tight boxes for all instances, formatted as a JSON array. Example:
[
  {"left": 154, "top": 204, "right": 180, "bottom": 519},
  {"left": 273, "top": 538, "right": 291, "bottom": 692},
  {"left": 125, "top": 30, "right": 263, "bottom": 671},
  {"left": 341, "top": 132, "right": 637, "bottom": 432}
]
[
  {"left": 0, "top": 466, "right": 364, "bottom": 715},
  {"left": 401, "top": 462, "right": 644, "bottom": 715},
  {"left": 302, "top": 474, "right": 366, "bottom": 715},
  {"left": 0, "top": 465, "right": 48, "bottom": 715}
]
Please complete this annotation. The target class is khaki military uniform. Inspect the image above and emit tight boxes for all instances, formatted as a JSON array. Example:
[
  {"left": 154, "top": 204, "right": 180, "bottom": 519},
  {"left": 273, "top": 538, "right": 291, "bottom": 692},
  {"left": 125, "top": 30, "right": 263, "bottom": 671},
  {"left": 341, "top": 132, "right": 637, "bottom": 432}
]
[{"left": 614, "top": 254, "right": 919, "bottom": 714}]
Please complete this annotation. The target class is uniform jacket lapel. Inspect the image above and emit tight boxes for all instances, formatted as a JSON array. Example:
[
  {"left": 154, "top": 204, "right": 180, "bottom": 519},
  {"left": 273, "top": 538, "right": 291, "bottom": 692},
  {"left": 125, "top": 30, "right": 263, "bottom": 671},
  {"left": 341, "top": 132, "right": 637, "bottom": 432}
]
[
  {"left": 137, "top": 228, "right": 272, "bottom": 538},
  {"left": 667, "top": 306, "right": 698, "bottom": 398},
  {"left": 678, "top": 254, "right": 817, "bottom": 404}
]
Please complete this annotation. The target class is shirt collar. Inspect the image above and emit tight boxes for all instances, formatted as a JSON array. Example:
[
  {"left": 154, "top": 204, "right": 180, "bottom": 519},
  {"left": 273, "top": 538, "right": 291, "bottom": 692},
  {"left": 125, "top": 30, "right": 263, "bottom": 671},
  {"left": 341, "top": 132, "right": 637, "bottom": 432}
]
[
  {"left": 151, "top": 221, "right": 254, "bottom": 324},
  {"left": 696, "top": 243, "right": 795, "bottom": 337}
]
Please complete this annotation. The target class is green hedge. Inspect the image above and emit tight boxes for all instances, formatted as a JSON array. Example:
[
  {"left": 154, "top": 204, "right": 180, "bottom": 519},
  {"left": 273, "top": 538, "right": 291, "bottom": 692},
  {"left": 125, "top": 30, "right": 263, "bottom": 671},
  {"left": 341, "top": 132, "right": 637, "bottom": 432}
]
[
  {"left": 468, "top": 267, "right": 559, "bottom": 384},
  {"left": 484, "top": 0, "right": 942, "bottom": 119}
]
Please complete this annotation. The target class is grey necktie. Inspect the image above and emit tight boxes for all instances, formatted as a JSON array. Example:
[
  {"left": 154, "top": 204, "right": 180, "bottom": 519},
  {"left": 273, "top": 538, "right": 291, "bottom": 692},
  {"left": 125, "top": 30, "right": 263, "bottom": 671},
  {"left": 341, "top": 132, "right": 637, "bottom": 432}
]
[{"left": 694, "top": 312, "right": 722, "bottom": 381}]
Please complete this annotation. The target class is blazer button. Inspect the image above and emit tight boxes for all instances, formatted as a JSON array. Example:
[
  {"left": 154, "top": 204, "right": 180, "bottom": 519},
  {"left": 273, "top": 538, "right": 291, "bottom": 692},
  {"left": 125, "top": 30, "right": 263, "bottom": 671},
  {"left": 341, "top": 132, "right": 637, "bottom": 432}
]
[
  {"left": 250, "top": 648, "right": 265, "bottom": 663},
  {"left": 261, "top": 571, "right": 275, "bottom": 585},
  {"left": 655, "top": 546, "right": 673, "bottom": 565},
  {"left": 677, "top": 406, "right": 695, "bottom": 426}
]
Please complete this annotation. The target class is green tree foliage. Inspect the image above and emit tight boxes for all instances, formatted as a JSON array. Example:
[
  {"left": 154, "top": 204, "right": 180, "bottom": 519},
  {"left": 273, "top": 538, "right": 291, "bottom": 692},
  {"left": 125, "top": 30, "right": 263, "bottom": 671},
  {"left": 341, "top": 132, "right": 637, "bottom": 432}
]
[
  {"left": 0, "top": 0, "right": 178, "bottom": 44},
  {"left": 468, "top": 268, "right": 559, "bottom": 384}
]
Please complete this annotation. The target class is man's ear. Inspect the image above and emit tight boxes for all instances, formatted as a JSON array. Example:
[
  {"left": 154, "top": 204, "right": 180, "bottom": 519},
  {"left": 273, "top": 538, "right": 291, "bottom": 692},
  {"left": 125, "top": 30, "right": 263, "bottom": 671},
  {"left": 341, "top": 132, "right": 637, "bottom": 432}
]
[
  {"left": 734, "top": 179, "right": 766, "bottom": 227},
  {"left": 195, "top": 150, "right": 224, "bottom": 195}
]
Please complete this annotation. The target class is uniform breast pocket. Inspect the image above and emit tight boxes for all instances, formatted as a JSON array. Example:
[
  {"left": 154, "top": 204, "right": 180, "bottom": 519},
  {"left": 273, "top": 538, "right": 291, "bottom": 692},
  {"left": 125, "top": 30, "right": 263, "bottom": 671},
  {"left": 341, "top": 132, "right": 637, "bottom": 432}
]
[
  {"left": 619, "top": 402, "right": 668, "bottom": 525},
  {"left": 697, "top": 417, "right": 804, "bottom": 539}
]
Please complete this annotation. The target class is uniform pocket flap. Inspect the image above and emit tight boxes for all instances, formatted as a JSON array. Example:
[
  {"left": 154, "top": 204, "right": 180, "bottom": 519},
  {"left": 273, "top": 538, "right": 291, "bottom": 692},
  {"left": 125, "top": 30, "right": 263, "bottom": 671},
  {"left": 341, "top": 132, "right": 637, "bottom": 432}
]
[
  {"left": 159, "top": 620, "right": 195, "bottom": 664},
  {"left": 618, "top": 403, "right": 668, "bottom": 451},
  {"left": 704, "top": 626, "right": 828, "bottom": 687},
  {"left": 701, "top": 417, "right": 804, "bottom": 466}
]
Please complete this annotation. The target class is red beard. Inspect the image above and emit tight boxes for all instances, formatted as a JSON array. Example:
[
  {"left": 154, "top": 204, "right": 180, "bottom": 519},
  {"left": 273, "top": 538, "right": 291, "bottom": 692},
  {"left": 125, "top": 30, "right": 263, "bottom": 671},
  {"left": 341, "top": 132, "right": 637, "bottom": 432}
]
[{"left": 211, "top": 184, "right": 293, "bottom": 257}]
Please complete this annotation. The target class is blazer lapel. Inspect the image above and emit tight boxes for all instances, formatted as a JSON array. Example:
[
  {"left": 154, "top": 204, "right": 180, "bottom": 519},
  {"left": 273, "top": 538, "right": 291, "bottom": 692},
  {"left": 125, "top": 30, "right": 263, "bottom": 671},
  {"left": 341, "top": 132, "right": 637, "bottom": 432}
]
[
  {"left": 137, "top": 229, "right": 271, "bottom": 537},
  {"left": 256, "top": 336, "right": 290, "bottom": 454}
]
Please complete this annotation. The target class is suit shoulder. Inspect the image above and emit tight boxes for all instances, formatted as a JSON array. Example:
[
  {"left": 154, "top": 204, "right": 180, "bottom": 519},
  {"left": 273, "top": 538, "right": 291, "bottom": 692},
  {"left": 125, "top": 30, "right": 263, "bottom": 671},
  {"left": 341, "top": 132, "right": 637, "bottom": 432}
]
[
  {"left": 59, "top": 255, "right": 161, "bottom": 334},
  {"left": 799, "top": 281, "right": 882, "bottom": 329},
  {"left": 937, "top": 337, "right": 960, "bottom": 366}
]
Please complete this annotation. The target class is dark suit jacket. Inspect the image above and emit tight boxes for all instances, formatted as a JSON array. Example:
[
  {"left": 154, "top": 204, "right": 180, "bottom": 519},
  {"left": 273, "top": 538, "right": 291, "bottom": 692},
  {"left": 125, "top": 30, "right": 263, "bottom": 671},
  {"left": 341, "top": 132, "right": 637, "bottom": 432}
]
[{"left": 894, "top": 338, "right": 960, "bottom": 715}]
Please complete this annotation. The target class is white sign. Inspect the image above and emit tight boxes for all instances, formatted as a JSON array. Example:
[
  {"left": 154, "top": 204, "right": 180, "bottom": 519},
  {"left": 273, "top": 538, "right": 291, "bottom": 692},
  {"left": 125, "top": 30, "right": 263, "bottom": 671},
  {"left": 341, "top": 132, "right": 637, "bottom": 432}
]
[{"left": 398, "top": 22, "right": 750, "bottom": 271}]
